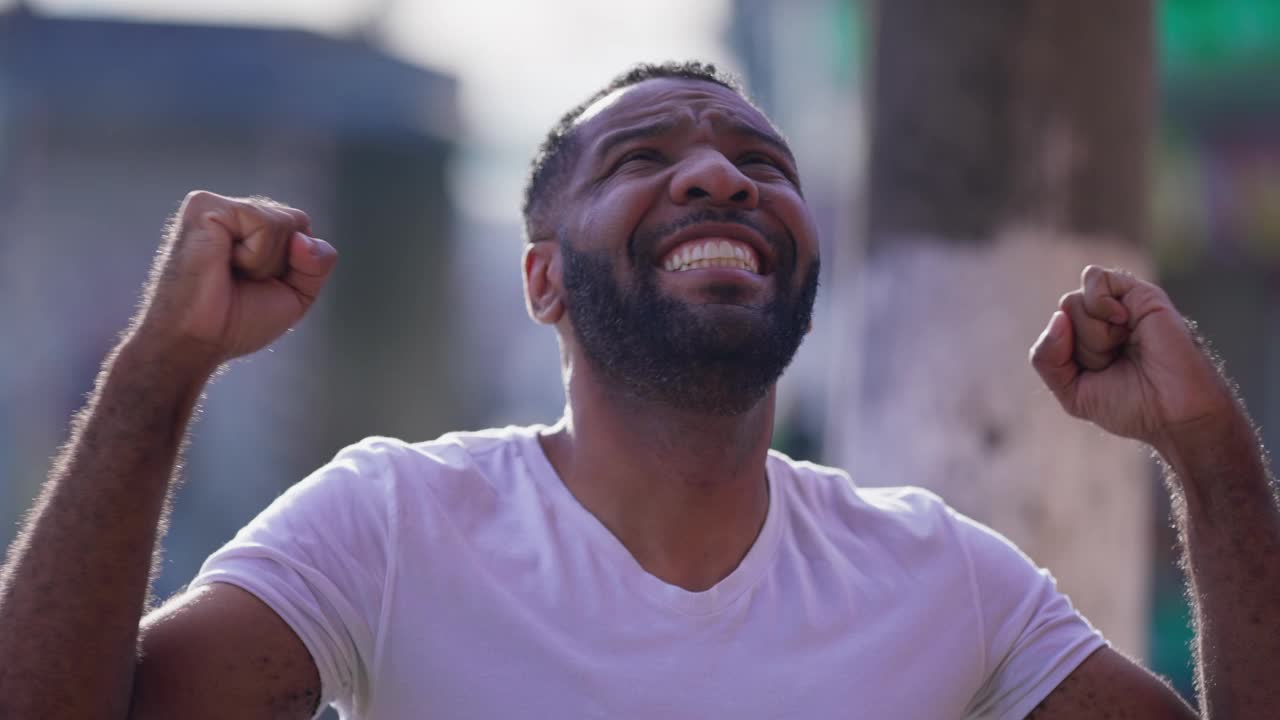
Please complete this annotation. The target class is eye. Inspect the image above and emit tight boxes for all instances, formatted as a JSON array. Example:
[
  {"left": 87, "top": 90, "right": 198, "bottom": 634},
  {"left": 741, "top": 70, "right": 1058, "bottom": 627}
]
[
  {"left": 738, "top": 152, "right": 781, "bottom": 169},
  {"left": 615, "top": 148, "right": 662, "bottom": 169},
  {"left": 738, "top": 152, "right": 799, "bottom": 188}
]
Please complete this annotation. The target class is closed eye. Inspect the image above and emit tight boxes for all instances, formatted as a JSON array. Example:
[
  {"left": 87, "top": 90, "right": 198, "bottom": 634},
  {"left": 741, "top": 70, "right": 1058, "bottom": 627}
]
[
  {"left": 615, "top": 148, "right": 663, "bottom": 170},
  {"left": 738, "top": 152, "right": 782, "bottom": 168},
  {"left": 738, "top": 151, "right": 800, "bottom": 188}
]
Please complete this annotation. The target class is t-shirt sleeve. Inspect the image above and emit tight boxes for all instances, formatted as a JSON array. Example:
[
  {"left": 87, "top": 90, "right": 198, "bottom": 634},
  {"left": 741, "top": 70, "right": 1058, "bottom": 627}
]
[
  {"left": 187, "top": 437, "right": 400, "bottom": 716},
  {"left": 955, "top": 509, "right": 1108, "bottom": 720}
]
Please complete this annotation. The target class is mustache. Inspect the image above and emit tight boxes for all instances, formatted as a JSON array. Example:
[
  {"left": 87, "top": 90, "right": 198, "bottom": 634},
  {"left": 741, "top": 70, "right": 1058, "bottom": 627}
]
[{"left": 629, "top": 208, "right": 790, "bottom": 265}]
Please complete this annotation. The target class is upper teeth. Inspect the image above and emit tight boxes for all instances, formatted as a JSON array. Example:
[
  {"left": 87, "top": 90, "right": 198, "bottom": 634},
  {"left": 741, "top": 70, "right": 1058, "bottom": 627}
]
[{"left": 662, "top": 239, "right": 760, "bottom": 273}]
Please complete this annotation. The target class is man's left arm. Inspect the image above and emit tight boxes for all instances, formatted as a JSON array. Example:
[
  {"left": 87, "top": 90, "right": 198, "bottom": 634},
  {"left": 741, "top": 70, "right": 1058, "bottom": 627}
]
[{"left": 1028, "top": 265, "right": 1280, "bottom": 719}]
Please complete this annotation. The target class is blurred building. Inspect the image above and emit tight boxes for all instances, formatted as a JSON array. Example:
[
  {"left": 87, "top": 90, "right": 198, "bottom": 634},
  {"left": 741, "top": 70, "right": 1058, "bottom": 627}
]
[
  {"left": 1147, "top": 0, "right": 1280, "bottom": 697},
  {"left": 0, "top": 7, "right": 460, "bottom": 599},
  {"left": 732, "top": 0, "right": 1280, "bottom": 703},
  {"left": 728, "top": 0, "right": 865, "bottom": 463}
]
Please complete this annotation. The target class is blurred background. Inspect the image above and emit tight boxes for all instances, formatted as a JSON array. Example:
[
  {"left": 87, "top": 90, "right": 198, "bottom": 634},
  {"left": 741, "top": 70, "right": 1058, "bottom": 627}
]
[{"left": 1, "top": 0, "right": 1277, "bottom": 711}]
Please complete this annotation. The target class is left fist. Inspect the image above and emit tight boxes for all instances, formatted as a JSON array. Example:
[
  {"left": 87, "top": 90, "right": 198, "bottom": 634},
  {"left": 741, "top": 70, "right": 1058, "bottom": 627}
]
[{"left": 1030, "top": 265, "right": 1237, "bottom": 451}]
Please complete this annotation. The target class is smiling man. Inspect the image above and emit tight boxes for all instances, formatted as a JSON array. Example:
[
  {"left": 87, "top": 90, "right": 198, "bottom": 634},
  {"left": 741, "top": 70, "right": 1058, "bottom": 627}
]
[{"left": 2, "top": 62, "right": 1278, "bottom": 719}]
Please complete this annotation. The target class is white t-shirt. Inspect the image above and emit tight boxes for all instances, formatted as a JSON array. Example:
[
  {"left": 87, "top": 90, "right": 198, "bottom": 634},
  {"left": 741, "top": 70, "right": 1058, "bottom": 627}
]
[{"left": 191, "top": 425, "right": 1105, "bottom": 720}]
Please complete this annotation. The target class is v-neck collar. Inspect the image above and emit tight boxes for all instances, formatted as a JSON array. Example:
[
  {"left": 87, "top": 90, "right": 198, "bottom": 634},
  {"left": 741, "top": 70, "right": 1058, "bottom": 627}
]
[{"left": 515, "top": 424, "right": 786, "bottom": 616}]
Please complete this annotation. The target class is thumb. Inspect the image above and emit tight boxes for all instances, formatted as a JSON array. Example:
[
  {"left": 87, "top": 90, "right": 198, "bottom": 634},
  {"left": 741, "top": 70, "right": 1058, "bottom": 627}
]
[
  {"left": 1030, "top": 310, "right": 1080, "bottom": 413},
  {"left": 280, "top": 232, "right": 338, "bottom": 303}
]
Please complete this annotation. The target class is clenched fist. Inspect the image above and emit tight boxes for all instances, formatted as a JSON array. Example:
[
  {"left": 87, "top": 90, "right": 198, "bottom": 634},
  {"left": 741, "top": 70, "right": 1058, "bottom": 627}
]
[
  {"left": 132, "top": 191, "right": 338, "bottom": 372},
  {"left": 1029, "top": 265, "right": 1239, "bottom": 455}
]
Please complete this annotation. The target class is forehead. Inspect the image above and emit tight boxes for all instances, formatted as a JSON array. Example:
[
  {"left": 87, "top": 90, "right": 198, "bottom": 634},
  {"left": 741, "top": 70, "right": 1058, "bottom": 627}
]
[{"left": 572, "top": 77, "right": 781, "bottom": 146}]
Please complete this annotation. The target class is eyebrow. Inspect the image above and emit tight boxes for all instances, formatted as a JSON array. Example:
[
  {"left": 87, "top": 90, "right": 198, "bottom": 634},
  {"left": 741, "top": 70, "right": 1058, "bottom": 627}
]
[
  {"left": 593, "top": 117, "right": 680, "bottom": 162},
  {"left": 717, "top": 117, "right": 797, "bottom": 166},
  {"left": 591, "top": 113, "right": 797, "bottom": 168}
]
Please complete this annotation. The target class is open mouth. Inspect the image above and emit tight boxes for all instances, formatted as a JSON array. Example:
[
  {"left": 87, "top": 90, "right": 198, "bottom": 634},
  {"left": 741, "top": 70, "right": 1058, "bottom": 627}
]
[{"left": 659, "top": 238, "right": 761, "bottom": 274}]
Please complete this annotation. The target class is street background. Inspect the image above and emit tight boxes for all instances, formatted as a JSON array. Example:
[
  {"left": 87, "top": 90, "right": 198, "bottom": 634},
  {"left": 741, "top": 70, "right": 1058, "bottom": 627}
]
[{"left": 2, "top": 0, "right": 1278, "bottom": 712}]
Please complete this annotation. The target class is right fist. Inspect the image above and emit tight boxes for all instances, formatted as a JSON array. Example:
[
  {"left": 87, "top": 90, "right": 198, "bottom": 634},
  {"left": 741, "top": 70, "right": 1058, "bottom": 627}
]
[{"left": 133, "top": 191, "right": 338, "bottom": 369}]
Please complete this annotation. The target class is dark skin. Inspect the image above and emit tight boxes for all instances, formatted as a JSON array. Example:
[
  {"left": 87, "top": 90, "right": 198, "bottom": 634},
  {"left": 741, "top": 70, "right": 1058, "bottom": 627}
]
[
  {"left": 525, "top": 78, "right": 819, "bottom": 592},
  {"left": 0, "top": 78, "right": 1275, "bottom": 718},
  {"left": 0, "top": 191, "right": 334, "bottom": 718}
]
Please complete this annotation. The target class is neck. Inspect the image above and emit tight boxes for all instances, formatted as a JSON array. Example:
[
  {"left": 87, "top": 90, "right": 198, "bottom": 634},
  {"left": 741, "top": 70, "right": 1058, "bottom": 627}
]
[{"left": 539, "top": 365, "right": 775, "bottom": 592}]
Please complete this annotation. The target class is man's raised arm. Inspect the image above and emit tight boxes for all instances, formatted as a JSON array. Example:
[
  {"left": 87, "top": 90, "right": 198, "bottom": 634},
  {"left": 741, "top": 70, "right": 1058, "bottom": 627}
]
[
  {"left": 0, "top": 192, "right": 338, "bottom": 719},
  {"left": 1027, "top": 265, "right": 1280, "bottom": 719}
]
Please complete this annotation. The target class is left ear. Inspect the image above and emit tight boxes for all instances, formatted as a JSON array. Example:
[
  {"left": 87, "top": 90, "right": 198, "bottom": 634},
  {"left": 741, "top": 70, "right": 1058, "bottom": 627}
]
[{"left": 523, "top": 241, "right": 564, "bottom": 325}]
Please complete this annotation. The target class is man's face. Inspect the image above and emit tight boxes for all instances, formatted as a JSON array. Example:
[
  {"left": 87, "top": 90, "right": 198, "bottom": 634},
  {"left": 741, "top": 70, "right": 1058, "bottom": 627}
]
[{"left": 553, "top": 77, "right": 821, "bottom": 415}]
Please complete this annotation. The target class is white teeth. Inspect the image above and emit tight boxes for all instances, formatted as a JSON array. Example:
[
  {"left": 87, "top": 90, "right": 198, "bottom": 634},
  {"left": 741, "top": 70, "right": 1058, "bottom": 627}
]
[{"left": 662, "top": 238, "right": 761, "bottom": 273}]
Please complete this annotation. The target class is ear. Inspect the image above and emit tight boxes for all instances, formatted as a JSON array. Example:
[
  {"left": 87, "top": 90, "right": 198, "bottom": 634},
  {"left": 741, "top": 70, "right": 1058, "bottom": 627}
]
[{"left": 523, "top": 241, "right": 564, "bottom": 325}]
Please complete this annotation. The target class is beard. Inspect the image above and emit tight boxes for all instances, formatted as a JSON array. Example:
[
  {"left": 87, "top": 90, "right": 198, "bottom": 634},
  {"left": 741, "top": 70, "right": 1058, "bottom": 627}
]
[{"left": 560, "top": 212, "right": 819, "bottom": 416}]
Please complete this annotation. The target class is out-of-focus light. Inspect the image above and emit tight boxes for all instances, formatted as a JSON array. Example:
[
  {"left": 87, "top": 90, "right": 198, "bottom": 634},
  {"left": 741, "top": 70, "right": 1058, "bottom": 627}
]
[
  {"left": 20, "top": 0, "right": 736, "bottom": 225},
  {"left": 28, "top": 0, "right": 366, "bottom": 32}
]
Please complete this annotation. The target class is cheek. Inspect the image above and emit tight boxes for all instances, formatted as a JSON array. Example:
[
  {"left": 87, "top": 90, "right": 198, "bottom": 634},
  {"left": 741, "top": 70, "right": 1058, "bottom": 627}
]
[
  {"left": 576, "top": 180, "right": 662, "bottom": 256},
  {"left": 760, "top": 190, "right": 820, "bottom": 263}
]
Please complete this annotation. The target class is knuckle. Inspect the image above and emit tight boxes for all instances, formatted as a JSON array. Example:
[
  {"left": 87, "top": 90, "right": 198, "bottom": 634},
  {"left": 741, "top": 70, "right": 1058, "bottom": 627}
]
[
  {"left": 1081, "top": 264, "right": 1110, "bottom": 287},
  {"left": 1029, "top": 341, "right": 1049, "bottom": 364},
  {"left": 260, "top": 204, "right": 302, "bottom": 231},
  {"left": 182, "top": 189, "right": 222, "bottom": 212},
  {"left": 179, "top": 191, "right": 235, "bottom": 228},
  {"left": 1129, "top": 284, "right": 1168, "bottom": 312},
  {"left": 277, "top": 207, "right": 305, "bottom": 226},
  {"left": 247, "top": 195, "right": 295, "bottom": 218}
]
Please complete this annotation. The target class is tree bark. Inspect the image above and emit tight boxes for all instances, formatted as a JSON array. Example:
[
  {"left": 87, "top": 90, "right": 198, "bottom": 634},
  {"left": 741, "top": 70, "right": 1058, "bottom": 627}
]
[{"left": 827, "top": 0, "right": 1155, "bottom": 658}]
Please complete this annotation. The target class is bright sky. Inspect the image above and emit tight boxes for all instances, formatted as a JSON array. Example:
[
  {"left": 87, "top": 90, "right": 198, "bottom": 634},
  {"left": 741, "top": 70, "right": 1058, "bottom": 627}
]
[{"left": 24, "top": 0, "right": 737, "bottom": 221}]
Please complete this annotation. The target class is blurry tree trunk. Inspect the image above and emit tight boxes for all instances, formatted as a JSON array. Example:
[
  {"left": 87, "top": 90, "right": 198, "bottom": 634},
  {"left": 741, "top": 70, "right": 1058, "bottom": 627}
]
[{"left": 827, "top": 1, "right": 1155, "bottom": 658}]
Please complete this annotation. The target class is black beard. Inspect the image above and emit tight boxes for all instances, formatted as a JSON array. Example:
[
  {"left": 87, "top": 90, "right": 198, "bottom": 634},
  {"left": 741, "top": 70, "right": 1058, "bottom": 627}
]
[{"left": 560, "top": 216, "right": 818, "bottom": 416}]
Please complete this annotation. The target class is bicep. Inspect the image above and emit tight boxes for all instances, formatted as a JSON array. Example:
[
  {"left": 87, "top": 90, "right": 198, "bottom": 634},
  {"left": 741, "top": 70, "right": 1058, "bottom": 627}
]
[
  {"left": 129, "top": 582, "right": 321, "bottom": 720},
  {"left": 1026, "top": 646, "right": 1198, "bottom": 719}
]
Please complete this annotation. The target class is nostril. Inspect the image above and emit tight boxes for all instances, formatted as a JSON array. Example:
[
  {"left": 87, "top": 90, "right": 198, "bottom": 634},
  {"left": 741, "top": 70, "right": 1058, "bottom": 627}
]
[
  {"left": 730, "top": 190, "right": 749, "bottom": 203},
  {"left": 687, "top": 187, "right": 710, "bottom": 200}
]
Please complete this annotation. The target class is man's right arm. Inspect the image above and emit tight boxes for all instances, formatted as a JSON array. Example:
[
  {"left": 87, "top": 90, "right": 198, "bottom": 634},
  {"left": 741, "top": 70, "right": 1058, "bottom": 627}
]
[
  {"left": 132, "top": 582, "right": 322, "bottom": 718},
  {"left": 0, "top": 191, "right": 337, "bottom": 719}
]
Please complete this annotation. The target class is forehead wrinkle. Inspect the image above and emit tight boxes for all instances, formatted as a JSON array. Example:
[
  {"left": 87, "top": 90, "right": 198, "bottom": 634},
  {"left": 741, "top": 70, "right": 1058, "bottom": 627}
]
[
  {"left": 594, "top": 84, "right": 793, "bottom": 164},
  {"left": 707, "top": 114, "right": 796, "bottom": 164},
  {"left": 586, "top": 108, "right": 793, "bottom": 167},
  {"left": 570, "top": 79, "right": 801, "bottom": 191},
  {"left": 591, "top": 115, "right": 683, "bottom": 161}
]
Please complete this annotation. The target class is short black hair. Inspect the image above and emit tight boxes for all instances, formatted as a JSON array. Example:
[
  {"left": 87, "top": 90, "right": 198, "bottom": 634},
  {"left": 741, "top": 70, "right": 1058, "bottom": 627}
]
[{"left": 521, "top": 60, "right": 747, "bottom": 241}]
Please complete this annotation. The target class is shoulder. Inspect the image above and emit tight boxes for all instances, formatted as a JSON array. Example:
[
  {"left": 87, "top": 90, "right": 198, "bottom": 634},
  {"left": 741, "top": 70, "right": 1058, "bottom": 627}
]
[
  {"left": 768, "top": 450, "right": 956, "bottom": 536},
  {"left": 334, "top": 424, "right": 536, "bottom": 465},
  {"left": 319, "top": 425, "right": 543, "bottom": 491},
  {"left": 767, "top": 451, "right": 978, "bottom": 578},
  {"left": 258, "top": 425, "right": 543, "bottom": 535}
]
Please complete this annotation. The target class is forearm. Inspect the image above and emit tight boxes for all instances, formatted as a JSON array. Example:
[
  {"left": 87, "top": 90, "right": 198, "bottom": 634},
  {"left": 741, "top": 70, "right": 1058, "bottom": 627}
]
[
  {"left": 1159, "top": 410, "right": 1280, "bottom": 720},
  {"left": 0, "top": 335, "right": 212, "bottom": 718}
]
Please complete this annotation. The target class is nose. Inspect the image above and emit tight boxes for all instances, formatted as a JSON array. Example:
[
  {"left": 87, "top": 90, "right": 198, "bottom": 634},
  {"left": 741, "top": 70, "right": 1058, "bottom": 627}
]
[{"left": 669, "top": 150, "right": 759, "bottom": 209}]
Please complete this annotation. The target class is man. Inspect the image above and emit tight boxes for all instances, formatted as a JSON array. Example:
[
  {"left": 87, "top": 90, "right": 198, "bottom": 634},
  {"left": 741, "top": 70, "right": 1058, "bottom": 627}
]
[{"left": 0, "top": 61, "right": 1276, "bottom": 719}]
